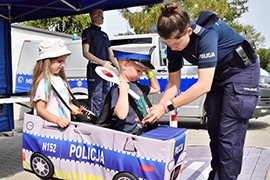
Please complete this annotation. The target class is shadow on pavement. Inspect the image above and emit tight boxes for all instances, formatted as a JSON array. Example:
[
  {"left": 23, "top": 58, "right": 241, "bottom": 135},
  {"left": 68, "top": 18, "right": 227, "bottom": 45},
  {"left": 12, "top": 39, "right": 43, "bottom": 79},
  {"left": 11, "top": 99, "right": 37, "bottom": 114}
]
[{"left": 248, "top": 119, "right": 269, "bottom": 130}]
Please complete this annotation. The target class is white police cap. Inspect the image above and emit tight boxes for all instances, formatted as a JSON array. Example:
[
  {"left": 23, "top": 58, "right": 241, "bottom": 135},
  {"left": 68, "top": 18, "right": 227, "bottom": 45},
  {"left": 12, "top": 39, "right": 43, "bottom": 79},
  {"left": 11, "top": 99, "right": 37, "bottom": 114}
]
[{"left": 111, "top": 44, "right": 156, "bottom": 69}]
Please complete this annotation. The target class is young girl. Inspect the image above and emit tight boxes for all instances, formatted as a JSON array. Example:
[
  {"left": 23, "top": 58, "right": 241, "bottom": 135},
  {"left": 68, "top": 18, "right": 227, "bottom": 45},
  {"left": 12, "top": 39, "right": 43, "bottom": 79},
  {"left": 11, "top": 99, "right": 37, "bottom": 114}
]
[
  {"left": 109, "top": 44, "right": 160, "bottom": 134},
  {"left": 30, "top": 38, "right": 81, "bottom": 128}
]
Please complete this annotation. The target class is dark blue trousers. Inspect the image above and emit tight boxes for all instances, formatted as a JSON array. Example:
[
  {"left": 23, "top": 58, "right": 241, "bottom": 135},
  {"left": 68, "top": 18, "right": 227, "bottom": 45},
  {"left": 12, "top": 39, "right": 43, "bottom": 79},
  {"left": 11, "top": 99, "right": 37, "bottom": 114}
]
[
  {"left": 205, "top": 61, "right": 260, "bottom": 180},
  {"left": 87, "top": 63, "right": 110, "bottom": 117}
]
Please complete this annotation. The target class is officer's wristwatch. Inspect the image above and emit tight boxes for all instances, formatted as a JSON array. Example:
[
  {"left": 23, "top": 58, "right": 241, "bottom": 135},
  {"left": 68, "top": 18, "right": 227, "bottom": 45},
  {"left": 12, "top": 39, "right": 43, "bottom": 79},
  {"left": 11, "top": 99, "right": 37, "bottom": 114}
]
[{"left": 166, "top": 100, "right": 174, "bottom": 112}]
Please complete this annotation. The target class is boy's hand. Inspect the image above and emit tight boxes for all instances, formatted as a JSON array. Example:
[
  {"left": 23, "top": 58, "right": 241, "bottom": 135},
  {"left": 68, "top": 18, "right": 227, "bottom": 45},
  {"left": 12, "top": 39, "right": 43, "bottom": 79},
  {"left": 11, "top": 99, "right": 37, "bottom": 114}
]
[
  {"left": 145, "top": 68, "right": 152, "bottom": 74},
  {"left": 118, "top": 81, "right": 130, "bottom": 92}
]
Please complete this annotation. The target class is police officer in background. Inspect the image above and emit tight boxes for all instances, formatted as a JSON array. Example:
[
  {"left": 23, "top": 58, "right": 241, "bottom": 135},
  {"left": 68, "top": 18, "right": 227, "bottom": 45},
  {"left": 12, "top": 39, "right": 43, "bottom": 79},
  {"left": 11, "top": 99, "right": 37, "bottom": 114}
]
[
  {"left": 143, "top": 2, "right": 260, "bottom": 180},
  {"left": 82, "top": 9, "right": 119, "bottom": 117}
]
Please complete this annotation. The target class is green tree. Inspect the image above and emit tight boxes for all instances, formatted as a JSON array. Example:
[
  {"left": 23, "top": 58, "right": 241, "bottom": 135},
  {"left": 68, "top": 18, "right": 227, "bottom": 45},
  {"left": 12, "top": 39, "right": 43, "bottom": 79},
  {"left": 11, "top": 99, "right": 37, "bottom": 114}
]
[
  {"left": 237, "top": 24, "right": 266, "bottom": 49},
  {"left": 120, "top": 0, "right": 248, "bottom": 33},
  {"left": 120, "top": 4, "right": 162, "bottom": 34},
  {"left": 257, "top": 48, "right": 270, "bottom": 70},
  {"left": 21, "top": 14, "right": 90, "bottom": 37},
  {"left": 120, "top": 0, "right": 265, "bottom": 47},
  {"left": 181, "top": 0, "right": 248, "bottom": 24}
]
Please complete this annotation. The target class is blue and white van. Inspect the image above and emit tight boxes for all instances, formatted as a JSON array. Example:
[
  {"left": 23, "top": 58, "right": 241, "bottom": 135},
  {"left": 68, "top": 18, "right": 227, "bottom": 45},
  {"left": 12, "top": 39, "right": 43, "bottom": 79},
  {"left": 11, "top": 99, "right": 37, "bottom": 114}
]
[
  {"left": 15, "top": 35, "right": 205, "bottom": 122},
  {"left": 15, "top": 34, "right": 270, "bottom": 123}
]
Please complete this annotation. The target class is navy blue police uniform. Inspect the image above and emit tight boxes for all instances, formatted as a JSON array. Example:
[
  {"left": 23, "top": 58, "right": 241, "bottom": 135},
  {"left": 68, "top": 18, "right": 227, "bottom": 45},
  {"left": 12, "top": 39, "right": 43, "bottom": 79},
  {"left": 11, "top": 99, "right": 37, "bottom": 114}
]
[
  {"left": 82, "top": 24, "right": 111, "bottom": 117},
  {"left": 167, "top": 11, "right": 260, "bottom": 180}
]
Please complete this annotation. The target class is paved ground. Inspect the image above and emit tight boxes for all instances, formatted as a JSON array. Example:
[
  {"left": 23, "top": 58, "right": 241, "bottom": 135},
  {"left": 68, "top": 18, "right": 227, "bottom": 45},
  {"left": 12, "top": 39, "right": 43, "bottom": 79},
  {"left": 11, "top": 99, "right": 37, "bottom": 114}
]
[
  {"left": 184, "top": 146, "right": 270, "bottom": 180},
  {"left": 0, "top": 116, "right": 269, "bottom": 180}
]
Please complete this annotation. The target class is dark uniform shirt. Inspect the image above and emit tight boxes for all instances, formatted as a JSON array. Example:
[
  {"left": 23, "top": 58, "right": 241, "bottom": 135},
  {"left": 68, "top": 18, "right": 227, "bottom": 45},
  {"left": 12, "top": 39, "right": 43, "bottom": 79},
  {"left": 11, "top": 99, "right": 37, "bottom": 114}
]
[
  {"left": 82, "top": 24, "right": 110, "bottom": 62},
  {"left": 111, "top": 82, "right": 150, "bottom": 134},
  {"left": 167, "top": 19, "right": 245, "bottom": 72}
]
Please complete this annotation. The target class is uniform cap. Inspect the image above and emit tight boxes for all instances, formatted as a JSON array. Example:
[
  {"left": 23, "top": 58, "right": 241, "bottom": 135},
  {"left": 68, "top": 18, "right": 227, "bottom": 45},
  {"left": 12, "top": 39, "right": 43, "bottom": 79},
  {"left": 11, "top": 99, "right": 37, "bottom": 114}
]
[
  {"left": 111, "top": 44, "right": 156, "bottom": 69},
  {"left": 37, "top": 38, "right": 71, "bottom": 61}
]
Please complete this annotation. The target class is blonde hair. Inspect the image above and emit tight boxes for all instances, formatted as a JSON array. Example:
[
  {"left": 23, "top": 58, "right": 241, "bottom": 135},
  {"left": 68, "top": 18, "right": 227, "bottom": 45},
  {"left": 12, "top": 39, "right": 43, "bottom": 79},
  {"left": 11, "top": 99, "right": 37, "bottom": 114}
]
[{"left": 29, "top": 58, "right": 69, "bottom": 108}]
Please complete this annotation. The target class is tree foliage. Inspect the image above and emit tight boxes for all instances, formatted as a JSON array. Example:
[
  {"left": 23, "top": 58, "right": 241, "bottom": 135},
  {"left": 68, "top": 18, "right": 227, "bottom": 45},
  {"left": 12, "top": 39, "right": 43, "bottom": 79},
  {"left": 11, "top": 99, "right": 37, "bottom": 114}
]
[
  {"left": 119, "top": 0, "right": 265, "bottom": 48},
  {"left": 21, "top": 14, "right": 90, "bottom": 37},
  {"left": 20, "top": 0, "right": 266, "bottom": 50},
  {"left": 237, "top": 24, "right": 266, "bottom": 49},
  {"left": 180, "top": 0, "right": 248, "bottom": 24},
  {"left": 120, "top": 4, "right": 161, "bottom": 34},
  {"left": 257, "top": 48, "right": 270, "bottom": 71}
]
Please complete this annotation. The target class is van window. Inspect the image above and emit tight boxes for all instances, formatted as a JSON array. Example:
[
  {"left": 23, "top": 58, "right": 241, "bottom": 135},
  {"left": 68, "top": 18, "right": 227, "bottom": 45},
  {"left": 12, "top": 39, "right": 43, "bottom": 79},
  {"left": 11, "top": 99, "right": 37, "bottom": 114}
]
[
  {"left": 159, "top": 38, "right": 167, "bottom": 66},
  {"left": 183, "top": 58, "right": 192, "bottom": 66},
  {"left": 158, "top": 39, "right": 190, "bottom": 67}
]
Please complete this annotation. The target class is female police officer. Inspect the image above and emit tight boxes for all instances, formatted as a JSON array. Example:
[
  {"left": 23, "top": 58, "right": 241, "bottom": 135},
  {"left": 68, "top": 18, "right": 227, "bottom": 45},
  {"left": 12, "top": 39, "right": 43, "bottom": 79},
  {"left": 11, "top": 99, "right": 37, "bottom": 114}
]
[{"left": 143, "top": 2, "right": 260, "bottom": 180}]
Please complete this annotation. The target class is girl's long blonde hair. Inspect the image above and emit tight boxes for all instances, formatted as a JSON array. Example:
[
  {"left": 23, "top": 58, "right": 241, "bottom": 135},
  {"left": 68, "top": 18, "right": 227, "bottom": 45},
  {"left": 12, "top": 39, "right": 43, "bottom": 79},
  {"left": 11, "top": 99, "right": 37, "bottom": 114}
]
[{"left": 29, "top": 58, "right": 69, "bottom": 108}]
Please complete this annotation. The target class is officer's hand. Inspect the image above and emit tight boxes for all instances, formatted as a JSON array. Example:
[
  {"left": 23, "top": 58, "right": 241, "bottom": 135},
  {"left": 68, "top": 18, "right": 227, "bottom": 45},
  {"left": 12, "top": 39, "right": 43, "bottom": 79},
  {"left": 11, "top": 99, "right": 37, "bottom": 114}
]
[
  {"left": 143, "top": 103, "right": 166, "bottom": 124},
  {"left": 103, "top": 61, "right": 113, "bottom": 70}
]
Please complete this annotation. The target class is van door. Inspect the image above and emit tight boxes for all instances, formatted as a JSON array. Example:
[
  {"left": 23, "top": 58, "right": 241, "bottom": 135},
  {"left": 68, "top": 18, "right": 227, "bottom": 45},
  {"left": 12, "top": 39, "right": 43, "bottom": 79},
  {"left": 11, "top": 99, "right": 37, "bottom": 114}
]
[
  {"left": 64, "top": 40, "right": 88, "bottom": 96},
  {"left": 147, "top": 37, "right": 206, "bottom": 120},
  {"left": 15, "top": 40, "right": 40, "bottom": 93}
]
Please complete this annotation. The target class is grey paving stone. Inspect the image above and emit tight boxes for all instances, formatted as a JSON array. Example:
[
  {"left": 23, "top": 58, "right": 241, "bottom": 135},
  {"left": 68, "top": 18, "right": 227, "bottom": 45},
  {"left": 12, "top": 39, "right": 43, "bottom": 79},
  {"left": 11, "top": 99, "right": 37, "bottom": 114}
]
[{"left": 0, "top": 133, "right": 269, "bottom": 180}]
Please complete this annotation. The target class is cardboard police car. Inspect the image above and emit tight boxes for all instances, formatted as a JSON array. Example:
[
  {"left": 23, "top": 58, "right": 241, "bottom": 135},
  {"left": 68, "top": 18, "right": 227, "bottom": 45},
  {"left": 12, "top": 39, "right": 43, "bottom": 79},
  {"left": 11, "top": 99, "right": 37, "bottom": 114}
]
[{"left": 22, "top": 113, "right": 187, "bottom": 180}]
